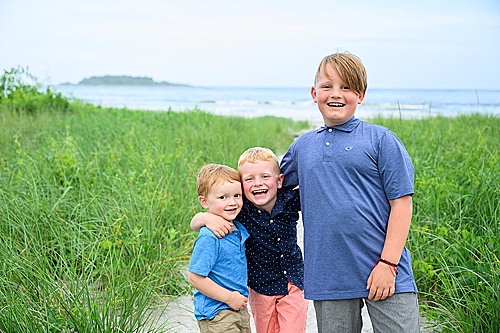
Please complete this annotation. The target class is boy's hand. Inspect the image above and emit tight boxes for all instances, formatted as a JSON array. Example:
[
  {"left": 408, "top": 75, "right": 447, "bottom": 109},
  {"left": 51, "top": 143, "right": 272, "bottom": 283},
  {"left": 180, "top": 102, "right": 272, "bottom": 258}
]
[
  {"left": 226, "top": 291, "right": 249, "bottom": 311},
  {"left": 191, "top": 212, "right": 233, "bottom": 238},
  {"left": 188, "top": 272, "right": 248, "bottom": 311},
  {"left": 366, "top": 262, "right": 396, "bottom": 301},
  {"left": 205, "top": 214, "right": 233, "bottom": 238}
]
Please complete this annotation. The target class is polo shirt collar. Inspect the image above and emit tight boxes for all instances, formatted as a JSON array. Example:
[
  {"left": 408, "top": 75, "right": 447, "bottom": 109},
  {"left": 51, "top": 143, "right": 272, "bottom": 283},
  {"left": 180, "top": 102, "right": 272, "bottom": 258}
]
[{"left": 316, "top": 116, "right": 361, "bottom": 133}]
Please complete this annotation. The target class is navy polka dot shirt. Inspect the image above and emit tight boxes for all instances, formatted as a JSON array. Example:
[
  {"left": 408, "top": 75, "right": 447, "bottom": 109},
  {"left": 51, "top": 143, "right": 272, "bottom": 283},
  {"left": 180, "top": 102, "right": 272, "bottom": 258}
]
[{"left": 238, "top": 188, "right": 304, "bottom": 296}]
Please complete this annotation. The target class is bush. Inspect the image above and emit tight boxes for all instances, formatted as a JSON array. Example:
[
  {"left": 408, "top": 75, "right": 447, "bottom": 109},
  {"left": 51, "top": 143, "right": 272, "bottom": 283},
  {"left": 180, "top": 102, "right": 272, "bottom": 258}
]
[{"left": 0, "top": 66, "right": 70, "bottom": 113}]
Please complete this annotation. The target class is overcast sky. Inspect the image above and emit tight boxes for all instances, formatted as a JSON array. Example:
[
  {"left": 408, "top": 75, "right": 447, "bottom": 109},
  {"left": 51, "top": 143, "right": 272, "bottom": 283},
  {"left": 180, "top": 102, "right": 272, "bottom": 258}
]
[{"left": 1, "top": 0, "right": 499, "bottom": 89}]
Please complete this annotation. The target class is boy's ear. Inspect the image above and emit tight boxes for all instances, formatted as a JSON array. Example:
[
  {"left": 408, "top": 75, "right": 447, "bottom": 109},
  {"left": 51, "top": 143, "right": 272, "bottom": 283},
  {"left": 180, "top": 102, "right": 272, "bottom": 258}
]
[
  {"left": 311, "top": 86, "right": 318, "bottom": 103},
  {"left": 358, "top": 93, "right": 365, "bottom": 104},
  {"left": 198, "top": 196, "right": 209, "bottom": 210},
  {"left": 277, "top": 173, "right": 284, "bottom": 189}
]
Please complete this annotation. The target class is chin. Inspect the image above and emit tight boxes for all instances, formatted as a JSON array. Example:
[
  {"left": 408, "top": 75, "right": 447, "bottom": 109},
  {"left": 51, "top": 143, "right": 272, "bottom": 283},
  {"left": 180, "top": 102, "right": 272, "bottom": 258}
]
[{"left": 253, "top": 198, "right": 269, "bottom": 206}]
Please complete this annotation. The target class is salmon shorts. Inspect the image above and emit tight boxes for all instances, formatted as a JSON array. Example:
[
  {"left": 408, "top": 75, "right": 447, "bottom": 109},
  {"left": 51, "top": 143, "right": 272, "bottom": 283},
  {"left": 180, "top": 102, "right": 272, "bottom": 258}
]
[{"left": 249, "top": 281, "right": 309, "bottom": 333}]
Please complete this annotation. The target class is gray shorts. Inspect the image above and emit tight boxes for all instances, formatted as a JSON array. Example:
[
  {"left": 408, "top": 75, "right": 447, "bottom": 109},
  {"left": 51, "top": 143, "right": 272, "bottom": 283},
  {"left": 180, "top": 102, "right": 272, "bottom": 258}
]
[{"left": 314, "top": 292, "right": 420, "bottom": 333}]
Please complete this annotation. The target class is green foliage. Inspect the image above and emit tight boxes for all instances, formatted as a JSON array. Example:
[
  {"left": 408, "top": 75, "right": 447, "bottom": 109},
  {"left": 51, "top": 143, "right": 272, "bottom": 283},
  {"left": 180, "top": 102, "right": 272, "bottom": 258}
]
[
  {"left": 372, "top": 114, "right": 499, "bottom": 332},
  {"left": 1, "top": 68, "right": 498, "bottom": 332},
  {"left": 0, "top": 70, "right": 306, "bottom": 331},
  {"left": 0, "top": 67, "right": 71, "bottom": 113}
]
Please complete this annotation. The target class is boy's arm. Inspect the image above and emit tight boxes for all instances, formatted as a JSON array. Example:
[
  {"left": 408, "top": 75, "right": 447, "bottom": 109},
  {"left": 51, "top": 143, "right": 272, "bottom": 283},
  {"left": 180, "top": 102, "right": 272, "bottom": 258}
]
[
  {"left": 280, "top": 145, "right": 299, "bottom": 188},
  {"left": 188, "top": 272, "right": 248, "bottom": 310},
  {"left": 367, "top": 195, "right": 412, "bottom": 301},
  {"left": 190, "top": 212, "right": 233, "bottom": 237}
]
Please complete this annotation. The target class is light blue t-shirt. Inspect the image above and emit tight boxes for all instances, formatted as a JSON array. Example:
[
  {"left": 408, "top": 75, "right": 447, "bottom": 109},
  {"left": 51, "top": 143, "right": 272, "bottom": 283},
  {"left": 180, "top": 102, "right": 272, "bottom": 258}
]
[
  {"left": 280, "top": 116, "right": 418, "bottom": 300},
  {"left": 188, "top": 221, "right": 249, "bottom": 320}
]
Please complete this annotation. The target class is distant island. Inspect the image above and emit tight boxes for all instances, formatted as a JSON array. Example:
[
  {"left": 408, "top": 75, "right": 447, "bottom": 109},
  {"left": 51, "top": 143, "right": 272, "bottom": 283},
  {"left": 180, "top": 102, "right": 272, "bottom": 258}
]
[{"left": 63, "top": 75, "right": 190, "bottom": 87}]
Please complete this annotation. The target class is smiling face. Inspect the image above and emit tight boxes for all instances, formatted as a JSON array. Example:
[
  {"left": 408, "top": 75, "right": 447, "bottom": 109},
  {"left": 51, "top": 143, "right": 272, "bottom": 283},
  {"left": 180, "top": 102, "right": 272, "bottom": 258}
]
[
  {"left": 198, "top": 180, "right": 243, "bottom": 222},
  {"left": 311, "top": 63, "right": 365, "bottom": 127},
  {"left": 239, "top": 160, "right": 283, "bottom": 213}
]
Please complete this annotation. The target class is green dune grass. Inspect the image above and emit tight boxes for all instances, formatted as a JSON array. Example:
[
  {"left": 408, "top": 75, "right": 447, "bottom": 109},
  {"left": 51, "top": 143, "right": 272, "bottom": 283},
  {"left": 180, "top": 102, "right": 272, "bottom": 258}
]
[{"left": 0, "top": 68, "right": 498, "bottom": 332}]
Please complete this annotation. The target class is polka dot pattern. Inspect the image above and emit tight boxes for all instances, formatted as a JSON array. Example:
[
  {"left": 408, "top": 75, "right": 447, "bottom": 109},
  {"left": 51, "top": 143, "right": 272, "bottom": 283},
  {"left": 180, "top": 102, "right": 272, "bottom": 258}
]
[{"left": 239, "top": 188, "right": 304, "bottom": 296}]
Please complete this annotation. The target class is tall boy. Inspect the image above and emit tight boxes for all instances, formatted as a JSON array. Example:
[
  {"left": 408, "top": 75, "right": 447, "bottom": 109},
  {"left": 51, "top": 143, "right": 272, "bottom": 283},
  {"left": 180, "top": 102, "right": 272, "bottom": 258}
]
[
  {"left": 280, "top": 52, "right": 420, "bottom": 332},
  {"left": 191, "top": 147, "right": 308, "bottom": 333},
  {"left": 188, "top": 164, "right": 251, "bottom": 333}
]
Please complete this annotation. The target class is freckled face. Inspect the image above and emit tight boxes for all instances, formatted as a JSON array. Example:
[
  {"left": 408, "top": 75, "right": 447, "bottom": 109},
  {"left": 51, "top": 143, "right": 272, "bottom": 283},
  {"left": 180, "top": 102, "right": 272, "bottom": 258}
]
[
  {"left": 311, "top": 63, "right": 364, "bottom": 127},
  {"left": 198, "top": 181, "right": 243, "bottom": 222},
  {"left": 239, "top": 160, "right": 283, "bottom": 213}
]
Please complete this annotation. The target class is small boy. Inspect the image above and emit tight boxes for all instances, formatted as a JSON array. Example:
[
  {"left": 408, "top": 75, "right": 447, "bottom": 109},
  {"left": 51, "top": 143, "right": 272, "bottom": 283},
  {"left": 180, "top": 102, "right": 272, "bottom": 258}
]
[
  {"left": 191, "top": 148, "right": 308, "bottom": 333},
  {"left": 280, "top": 52, "right": 420, "bottom": 332},
  {"left": 188, "top": 164, "right": 251, "bottom": 333}
]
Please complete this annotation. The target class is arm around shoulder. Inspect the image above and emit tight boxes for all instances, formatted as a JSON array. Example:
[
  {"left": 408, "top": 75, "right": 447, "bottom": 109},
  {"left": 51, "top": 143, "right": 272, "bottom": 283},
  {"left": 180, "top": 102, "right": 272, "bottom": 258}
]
[{"left": 190, "top": 212, "right": 233, "bottom": 237}]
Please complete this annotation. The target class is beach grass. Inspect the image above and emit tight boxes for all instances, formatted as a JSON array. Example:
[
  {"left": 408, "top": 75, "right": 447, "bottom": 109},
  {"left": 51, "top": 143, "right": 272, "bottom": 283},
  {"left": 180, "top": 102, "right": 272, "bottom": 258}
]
[
  {"left": 372, "top": 115, "right": 499, "bottom": 332},
  {"left": 0, "top": 68, "right": 309, "bottom": 332},
  {"left": 1, "top": 69, "right": 499, "bottom": 332}
]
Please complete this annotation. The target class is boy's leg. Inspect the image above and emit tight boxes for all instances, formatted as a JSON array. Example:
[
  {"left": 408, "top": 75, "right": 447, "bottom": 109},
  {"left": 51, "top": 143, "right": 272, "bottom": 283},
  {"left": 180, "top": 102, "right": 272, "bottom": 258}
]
[
  {"left": 249, "top": 287, "right": 279, "bottom": 333},
  {"left": 313, "top": 298, "right": 363, "bottom": 333},
  {"left": 276, "top": 281, "right": 309, "bottom": 333},
  {"left": 365, "top": 292, "right": 420, "bottom": 333}
]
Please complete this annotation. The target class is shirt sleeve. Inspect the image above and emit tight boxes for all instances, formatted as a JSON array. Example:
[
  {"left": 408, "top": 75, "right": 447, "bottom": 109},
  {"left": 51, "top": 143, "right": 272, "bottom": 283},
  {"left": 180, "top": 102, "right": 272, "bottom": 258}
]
[
  {"left": 378, "top": 130, "right": 414, "bottom": 200},
  {"left": 280, "top": 142, "right": 299, "bottom": 188},
  {"left": 188, "top": 232, "right": 219, "bottom": 277}
]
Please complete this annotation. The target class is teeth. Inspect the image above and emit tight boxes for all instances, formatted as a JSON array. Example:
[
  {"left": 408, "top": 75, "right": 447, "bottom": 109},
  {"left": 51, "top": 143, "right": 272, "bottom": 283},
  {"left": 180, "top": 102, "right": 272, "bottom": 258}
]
[
  {"left": 328, "top": 103, "right": 344, "bottom": 107},
  {"left": 253, "top": 190, "right": 267, "bottom": 195}
]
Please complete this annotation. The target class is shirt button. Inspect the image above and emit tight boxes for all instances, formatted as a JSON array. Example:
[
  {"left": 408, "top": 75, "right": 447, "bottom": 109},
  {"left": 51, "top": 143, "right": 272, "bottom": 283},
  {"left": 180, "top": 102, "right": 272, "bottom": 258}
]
[
  {"left": 280, "top": 254, "right": 284, "bottom": 258},
  {"left": 277, "top": 238, "right": 281, "bottom": 241},
  {"left": 284, "top": 270, "right": 287, "bottom": 274},
  {"left": 326, "top": 142, "right": 330, "bottom": 146},
  {"left": 270, "top": 219, "right": 273, "bottom": 223},
  {"left": 328, "top": 128, "right": 332, "bottom": 132}
]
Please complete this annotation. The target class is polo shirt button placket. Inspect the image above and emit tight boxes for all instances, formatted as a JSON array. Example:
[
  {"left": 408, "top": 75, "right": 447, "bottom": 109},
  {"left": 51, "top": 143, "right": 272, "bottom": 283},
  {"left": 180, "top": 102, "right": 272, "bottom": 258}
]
[{"left": 323, "top": 127, "right": 334, "bottom": 161}]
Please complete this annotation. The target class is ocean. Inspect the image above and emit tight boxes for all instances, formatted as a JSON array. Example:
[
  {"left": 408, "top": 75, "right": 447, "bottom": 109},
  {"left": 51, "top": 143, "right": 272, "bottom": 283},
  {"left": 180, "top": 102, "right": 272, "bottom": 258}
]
[{"left": 54, "top": 85, "right": 500, "bottom": 125}]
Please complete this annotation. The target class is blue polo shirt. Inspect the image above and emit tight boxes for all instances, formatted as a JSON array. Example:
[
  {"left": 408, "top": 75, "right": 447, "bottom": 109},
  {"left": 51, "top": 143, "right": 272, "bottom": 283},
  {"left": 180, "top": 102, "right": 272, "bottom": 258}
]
[
  {"left": 189, "top": 221, "right": 249, "bottom": 320},
  {"left": 280, "top": 116, "right": 418, "bottom": 300},
  {"left": 238, "top": 188, "right": 304, "bottom": 296}
]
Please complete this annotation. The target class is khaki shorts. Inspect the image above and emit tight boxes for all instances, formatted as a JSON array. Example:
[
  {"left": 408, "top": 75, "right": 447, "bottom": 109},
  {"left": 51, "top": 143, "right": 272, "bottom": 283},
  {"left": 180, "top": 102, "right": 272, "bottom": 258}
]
[{"left": 197, "top": 307, "right": 251, "bottom": 333}]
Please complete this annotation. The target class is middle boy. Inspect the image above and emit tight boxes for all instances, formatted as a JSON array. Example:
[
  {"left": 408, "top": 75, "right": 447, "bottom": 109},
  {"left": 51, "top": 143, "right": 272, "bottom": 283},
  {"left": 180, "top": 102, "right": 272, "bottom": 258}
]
[{"left": 191, "top": 147, "right": 308, "bottom": 333}]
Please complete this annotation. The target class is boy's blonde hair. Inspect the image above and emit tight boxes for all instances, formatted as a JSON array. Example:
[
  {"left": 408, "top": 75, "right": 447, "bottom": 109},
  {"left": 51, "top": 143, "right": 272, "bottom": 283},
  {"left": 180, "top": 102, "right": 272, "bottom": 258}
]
[
  {"left": 315, "top": 52, "right": 367, "bottom": 97},
  {"left": 197, "top": 164, "right": 241, "bottom": 198},
  {"left": 238, "top": 147, "right": 281, "bottom": 175}
]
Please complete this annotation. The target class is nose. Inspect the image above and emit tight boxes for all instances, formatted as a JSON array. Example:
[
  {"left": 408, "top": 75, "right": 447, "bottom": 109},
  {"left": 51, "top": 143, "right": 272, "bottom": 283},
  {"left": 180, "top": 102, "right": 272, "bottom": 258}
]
[
  {"left": 330, "top": 88, "right": 342, "bottom": 98},
  {"left": 228, "top": 196, "right": 239, "bottom": 206}
]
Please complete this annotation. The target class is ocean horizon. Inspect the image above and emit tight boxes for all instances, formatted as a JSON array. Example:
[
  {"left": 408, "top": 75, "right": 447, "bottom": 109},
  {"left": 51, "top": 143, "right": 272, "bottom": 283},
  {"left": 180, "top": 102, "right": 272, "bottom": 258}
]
[{"left": 54, "top": 85, "right": 500, "bottom": 125}]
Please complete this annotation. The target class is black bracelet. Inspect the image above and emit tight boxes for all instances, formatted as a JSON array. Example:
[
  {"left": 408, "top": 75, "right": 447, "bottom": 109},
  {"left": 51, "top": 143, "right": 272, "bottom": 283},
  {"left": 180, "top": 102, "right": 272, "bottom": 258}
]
[
  {"left": 379, "top": 258, "right": 398, "bottom": 267},
  {"left": 374, "top": 258, "right": 399, "bottom": 276}
]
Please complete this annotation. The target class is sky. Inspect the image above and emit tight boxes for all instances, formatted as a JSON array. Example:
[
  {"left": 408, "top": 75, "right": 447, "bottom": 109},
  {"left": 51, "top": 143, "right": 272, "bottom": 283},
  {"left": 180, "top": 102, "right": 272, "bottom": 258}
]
[{"left": 1, "top": 0, "right": 499, "bottom": 89}]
